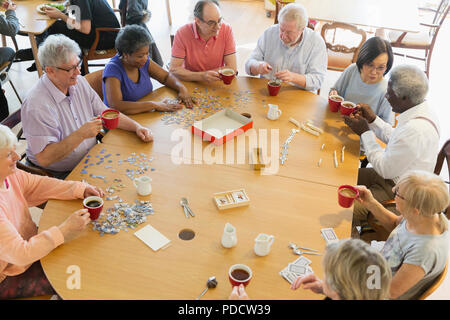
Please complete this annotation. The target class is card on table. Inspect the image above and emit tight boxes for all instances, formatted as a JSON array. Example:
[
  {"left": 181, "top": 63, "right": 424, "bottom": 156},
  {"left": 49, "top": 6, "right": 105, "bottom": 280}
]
[
  {"left": 134, "top": 224, "right": 171, "bottom": 251},
  {"left": 293, "top": 256, "right": 312, "bottom": 267},
  {"left": 321, "top": 228, "right": 339, "bottom": 244}
]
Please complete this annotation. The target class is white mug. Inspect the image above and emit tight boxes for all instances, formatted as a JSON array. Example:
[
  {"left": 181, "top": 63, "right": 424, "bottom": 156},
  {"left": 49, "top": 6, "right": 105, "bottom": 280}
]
[
  {"left": 133, "top": 176, "right": 152, "bottom": 196},
  {"left": 267, "top": 104, "right": 282, "bottom": 120},
  {"left": 254, "top": 233, "right": 275, "bottom": 256}
]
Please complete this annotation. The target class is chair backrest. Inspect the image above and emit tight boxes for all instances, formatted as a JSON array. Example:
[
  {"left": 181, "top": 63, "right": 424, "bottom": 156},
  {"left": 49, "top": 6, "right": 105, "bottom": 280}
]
[
  {"left": 419, "top": 259, "right": 449, "bottom": 300},
  {"left": 1, "top": 109, "right": 23, "bottom": 140},
  {"left": 435, "top": 139, "right": 450, "bottom": 176},
  {"left": 84, "top": 69, "right": 104, "bottom": 101},
  {"left": 429, "top": 0, "right": 449, "bottom": 38},
  {"left": 320, "top": 22, "right": 367, "bottom": 64}
]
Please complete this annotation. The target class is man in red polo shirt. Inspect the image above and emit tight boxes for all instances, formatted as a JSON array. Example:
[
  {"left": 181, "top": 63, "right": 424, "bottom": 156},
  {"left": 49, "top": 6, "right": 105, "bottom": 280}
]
[{"left": 170, "top": 0, "right": 237, "bottom": 82}]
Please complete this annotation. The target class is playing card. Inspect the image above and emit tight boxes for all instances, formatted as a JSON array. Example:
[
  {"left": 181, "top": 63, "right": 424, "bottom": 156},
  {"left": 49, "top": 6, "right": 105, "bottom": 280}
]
[
  {"left": 321, "top": 228, "right": 339, "bottom": 244},
  {"left": 293, "top": 256, "right": 312, "bottom": 267},
  {"left": 288, "top": 264, "right": 308, "bottom": 275},
  {"left": 280, "top": 270, "right": 297, "bottom": 284}
]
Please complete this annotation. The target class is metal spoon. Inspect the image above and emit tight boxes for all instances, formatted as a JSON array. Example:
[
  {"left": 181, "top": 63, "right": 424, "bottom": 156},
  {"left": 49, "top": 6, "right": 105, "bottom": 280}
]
[
  {"left": 180, "top": 199, "right": 189, "bottom": 218},
  {"left": 181, "top": 197, "right": 195, "bottom": 217},
  {"left": 195, "top": 276, "right": 217, "bottom": 300}
]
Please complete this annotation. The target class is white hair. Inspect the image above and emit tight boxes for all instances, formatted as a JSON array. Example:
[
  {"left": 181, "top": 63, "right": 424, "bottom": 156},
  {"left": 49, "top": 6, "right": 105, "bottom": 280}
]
[
  {"left": 0, "top": 125, "right": 18, "bottom": 149},
  {"left": 278, "top": 3, "right": 308, "bottom": 30},
  {"left": 38, "top": 34, "right": 81, "bottom": 69},
  {"left": 389, "top": 65, "right": 429, "bottom": 106}
]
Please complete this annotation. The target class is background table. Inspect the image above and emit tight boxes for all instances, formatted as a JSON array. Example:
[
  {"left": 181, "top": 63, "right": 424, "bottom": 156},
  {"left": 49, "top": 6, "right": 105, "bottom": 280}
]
[
  {"left": 39, "top": 77, "right": 360, "bottom": 299},
  {"left": 297, "top": 0, "right": 420, "bottom": 32}
]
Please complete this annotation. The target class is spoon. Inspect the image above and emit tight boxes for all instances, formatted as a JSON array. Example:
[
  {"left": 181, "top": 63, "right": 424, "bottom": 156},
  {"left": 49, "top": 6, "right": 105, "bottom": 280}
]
[
  {"left": 195, "top": 276, "right": 217, "bottom": 300},
  {"left": 180, "top": 199, "right": 189, "bottom": 218},
  {"left": 181, "top": 197, "right": 195, "bottom": 217}
]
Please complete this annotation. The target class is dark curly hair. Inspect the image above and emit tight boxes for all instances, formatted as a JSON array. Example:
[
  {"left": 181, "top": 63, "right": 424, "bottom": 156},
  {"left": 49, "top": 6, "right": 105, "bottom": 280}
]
[{"left": 115, "top": 25, "right": 151, "bottom": 56}]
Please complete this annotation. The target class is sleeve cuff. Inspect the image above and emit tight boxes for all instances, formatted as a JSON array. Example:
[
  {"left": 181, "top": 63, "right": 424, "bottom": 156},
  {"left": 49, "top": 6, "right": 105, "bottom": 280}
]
[
  {"left": 48, "top": 226, "right": 65, "bottom": 247},
  {"left": 369, "top": 116, "right": 383, "bottom": 131},
  {"left": 361, "top": 130, "right": 377, "bottom": 148}
]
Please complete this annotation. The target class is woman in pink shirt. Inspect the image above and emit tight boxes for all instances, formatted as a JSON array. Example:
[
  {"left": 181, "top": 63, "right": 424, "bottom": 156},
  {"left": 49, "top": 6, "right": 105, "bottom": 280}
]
[{"left": 0, "top": 125, "right": 104, "bottom": 299}]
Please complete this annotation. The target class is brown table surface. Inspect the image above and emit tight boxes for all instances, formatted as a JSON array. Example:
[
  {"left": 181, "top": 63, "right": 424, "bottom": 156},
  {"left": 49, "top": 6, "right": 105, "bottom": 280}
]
[{"left": 39, "top": 77, "right": 359, "bottom": 299}]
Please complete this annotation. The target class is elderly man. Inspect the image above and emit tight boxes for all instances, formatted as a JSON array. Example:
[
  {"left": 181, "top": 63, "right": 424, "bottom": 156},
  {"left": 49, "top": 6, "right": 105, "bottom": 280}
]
[
  {"left": 170, "top": 0, "right": 237, "bottom": 82},
  {"left": 343, "top": 65, "right": 440, "bottom": 234},
  {"left": 21, "top": 35, "right": 152, "bottom": 179},
  {"left": 245, "top": 3, "right": 327, "bottom": 92}
]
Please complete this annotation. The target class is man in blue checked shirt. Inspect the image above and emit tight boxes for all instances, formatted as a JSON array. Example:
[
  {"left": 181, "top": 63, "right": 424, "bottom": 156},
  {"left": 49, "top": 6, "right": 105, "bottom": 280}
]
[{"left": 245, "top": 3, "right": 327, "bottom": 92}]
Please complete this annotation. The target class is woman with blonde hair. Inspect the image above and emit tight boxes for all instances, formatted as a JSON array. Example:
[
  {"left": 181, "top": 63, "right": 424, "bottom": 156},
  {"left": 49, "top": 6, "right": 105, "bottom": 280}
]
[
  {"left": 290, "top": 238, "right": 392, "bottom": 300},
  {"left": 0, "top": 125, "right": 104, "bottom": 299},
  {"left": 355, "top": 170, "right": 449, "bottom": 299}
]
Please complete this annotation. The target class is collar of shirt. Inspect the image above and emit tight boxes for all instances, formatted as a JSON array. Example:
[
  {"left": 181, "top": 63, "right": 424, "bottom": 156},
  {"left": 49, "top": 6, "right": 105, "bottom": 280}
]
[
  {"left": 396, "top": 100, "right": 429, "bottom": 126},
  {"left": 42, "top": 74, "right": 77, "bottom": 104},
  {"left": 192, "top": 22, "right": 218, "bottom": 42}
]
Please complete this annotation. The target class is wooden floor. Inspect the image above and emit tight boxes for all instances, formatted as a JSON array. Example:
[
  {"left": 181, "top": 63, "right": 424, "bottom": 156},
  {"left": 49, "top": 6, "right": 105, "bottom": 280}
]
[{"left": 3, "top": 0, "right": 450, "bottom": 299}]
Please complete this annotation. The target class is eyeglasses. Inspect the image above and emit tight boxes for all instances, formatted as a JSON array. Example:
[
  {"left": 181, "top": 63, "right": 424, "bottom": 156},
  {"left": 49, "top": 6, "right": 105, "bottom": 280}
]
[
  {"left": 54, "top": 60, "right": 82, "bottom": 73},
  {"left": 199, "top": 16, "right": 223, "bottom": 27},
  {"left": 393, "top": 187, "right": 406, "bottom": 201},
  {"left": 365, "top": 64, "right": 387, "bottom": 73}
]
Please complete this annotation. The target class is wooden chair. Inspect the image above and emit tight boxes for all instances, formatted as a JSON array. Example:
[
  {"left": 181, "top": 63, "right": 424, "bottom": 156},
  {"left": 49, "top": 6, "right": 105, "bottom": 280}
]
[
  {"left": 434, "top": 139, "right": 450, "bottom": 218},
  {"left": 0, "top": 60, "right": 22, "bottom": 104},
  {"left": 84, "top": 68, "right": 104, "bottom": 101},
  {"left": 320, "top": 22, "right": 367, "bottom": 72},
  {"left": 388, "top": 0, "right": 449, "bottom": 77},
  {"left": 419, "top": 260, "right": 449, "bottom": 300}
]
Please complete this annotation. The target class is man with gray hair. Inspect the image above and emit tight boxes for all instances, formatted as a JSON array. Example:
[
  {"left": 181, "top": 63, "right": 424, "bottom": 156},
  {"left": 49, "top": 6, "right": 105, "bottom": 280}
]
[
  {"left": 343, "top": 64, "right": 440, "bottom": 236},
  {"left": 245, "top": 3, "right": 327, "bottom": 92},
  {"left": 21, "top": 35, "right": 153, "bottom": 179}
]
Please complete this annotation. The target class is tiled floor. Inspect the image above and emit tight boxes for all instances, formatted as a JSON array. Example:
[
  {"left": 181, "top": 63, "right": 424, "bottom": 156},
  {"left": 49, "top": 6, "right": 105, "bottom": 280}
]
[{"left": 4, "top": 0, "right": 449, "bottom": 299}]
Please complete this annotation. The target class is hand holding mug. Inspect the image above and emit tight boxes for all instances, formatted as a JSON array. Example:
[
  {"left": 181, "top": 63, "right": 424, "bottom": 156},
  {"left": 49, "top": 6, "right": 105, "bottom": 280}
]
[
  {"left": 83, "top": 185, "right": 104, "bottom": 198},
  {"left": 356, "top": 103, "right": 377, "bottom": 123},
  {"left": 202, "top": 70, "right": 221, "bottom": 82},
  {"left": 354, "top": 185, "right": 377, "bottom": 208},
  {"left": 58, "top": 209, "right": 91, "bottom": 243},
  {"left": 78, "top": 117, "right": 103, "bottom": 139},
  {"left": 329, "top": 89, "right": 338, "bottom": 97},
  {"left": 343, "top": 113, "right": 370, "bottom": 136},
  {"left": 228, "top": 284, "right": 249, "bottom": 300}
]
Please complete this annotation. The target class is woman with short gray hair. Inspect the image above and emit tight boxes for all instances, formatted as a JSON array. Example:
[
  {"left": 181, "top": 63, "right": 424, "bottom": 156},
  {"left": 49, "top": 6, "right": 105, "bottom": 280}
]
[
  {"left": 0, "top": 124, "right": 105, "bottom": 299},
  {"left": 103, "top": 25, "right": 196, "bottom": 114}
]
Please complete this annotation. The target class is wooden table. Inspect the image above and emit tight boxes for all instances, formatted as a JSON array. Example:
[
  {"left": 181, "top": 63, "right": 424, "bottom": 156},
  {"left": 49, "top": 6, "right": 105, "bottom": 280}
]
[
  {"left": 15, "top": 0, "right": 57, "bottom": 76},
  {"left": 39, "top": 77, "right": 360, "bottom": 299},
  {"left": 297, "top": 0, "right": 420, "bottom": 32}
]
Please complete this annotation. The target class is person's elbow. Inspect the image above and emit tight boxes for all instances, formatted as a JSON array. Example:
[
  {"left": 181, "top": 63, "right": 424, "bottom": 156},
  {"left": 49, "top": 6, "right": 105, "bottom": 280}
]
[{"left": 34, "top": 152, "right": 52, "bottom": 168}]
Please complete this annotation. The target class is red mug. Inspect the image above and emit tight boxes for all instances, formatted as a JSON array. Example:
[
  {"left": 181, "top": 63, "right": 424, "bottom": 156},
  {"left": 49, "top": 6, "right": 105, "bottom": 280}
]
[
  {"left": 101, "top": 109, "right": 120, "bottom": 130},
  {"left": 267, "top": 80, "right": 281, "bottom": 96},
  {"left": 83, "top": 196, "right": 104, "bottom": 220},
  {"left": 219, "top": 68, "right": 235, "bottom": 85},
  {"left": 228, "top": 264, "right": 252, "bottom": 287},
  {"left": 337, "top": 185, "right": 359, "bottom": 208},
  {"left": 328, "top": 95, "right": 343, "bottom": 112},
  {"left": 340, "top": 101, "right": 356, "bottom": 116}
]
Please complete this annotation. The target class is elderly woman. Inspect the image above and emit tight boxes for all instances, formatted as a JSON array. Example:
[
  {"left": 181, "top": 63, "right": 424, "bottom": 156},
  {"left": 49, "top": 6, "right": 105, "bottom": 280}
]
[
  {"left": 21, "top": 35, "right": 152, "bottom": 180},
  {"left": 245, "top": 3, "right": 327, "bottom": 92},
  {"left": 0, "top": 125, "right": 104, "bottom": 299},
  {"left": 103, "top": 25, "right": 195, "bottom": 115},
  {"left": 356, "top": 170, "right": 449, "bottom": 299},
  {"left": 329, "top": 37, "right": 394, "bottom": 124},
  {"left": 230, "top": 239, "right": 392, "bottom": 300}
]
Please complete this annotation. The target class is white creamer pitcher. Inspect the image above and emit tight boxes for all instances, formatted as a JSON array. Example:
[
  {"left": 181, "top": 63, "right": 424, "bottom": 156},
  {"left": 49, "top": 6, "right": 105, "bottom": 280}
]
[
  {"left": 221, "top": 222, "right": 237, "bottom": 248},
  {"left": 254, "top": 233, "right": 274, "bottom": 256},
  {"left": 267, "top": 104, "right": 282, "bottom": 120},
  {"left": 133, "top": 176, "right": 152, "bottom": 196}
]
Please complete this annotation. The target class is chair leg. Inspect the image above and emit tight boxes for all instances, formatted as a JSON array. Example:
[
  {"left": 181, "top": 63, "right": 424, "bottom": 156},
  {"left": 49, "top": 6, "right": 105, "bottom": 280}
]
[
  {"left": 8, "top": 80, "right": 22, "bottom": 104},
  {"left": 12, "top": 36, "right": 19, "bottom": 51},
  {"left": 82, "top": 56, "right": 89, "bottom": 75}
]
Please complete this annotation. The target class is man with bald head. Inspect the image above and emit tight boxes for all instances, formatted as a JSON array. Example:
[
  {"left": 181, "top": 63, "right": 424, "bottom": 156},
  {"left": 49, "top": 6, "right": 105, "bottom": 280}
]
[
  {"left": 245, "top": 3, "right": 327, "bottom": 92},
  {"left": 170, "top": 0, "right": 237, "bottom": 82}
]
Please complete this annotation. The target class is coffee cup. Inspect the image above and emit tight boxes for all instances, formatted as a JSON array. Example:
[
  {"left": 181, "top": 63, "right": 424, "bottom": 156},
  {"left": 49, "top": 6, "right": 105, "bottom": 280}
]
[
  {"left": 228, "top": 264, "right": 252, "bottom": 287},
  {"left": 101, "top": 109, "right": 120, "bottom": 129},
  {"left": 340, "top": 101, "right": 356, "bottom": 116},
  {"left": 83, "top": 196, "right": 104, "bottom": 220},
  {"left": 328, "top": 95, "right": 343, "bottom": 112},
  {"left": 219, "top": 68, "right": 235, "bottom": 85},
  {"left": 267, "top": 104, "right": 282, "bottom": 120},
  {"left": 267, "top": 79, "right": 281, "bottom": 96},
  {"left": 337, "top": 185, "right": 359, "bottom": 208}
]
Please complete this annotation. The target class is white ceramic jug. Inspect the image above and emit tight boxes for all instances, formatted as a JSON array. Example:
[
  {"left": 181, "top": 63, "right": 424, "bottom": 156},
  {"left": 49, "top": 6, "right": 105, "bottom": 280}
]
[
  {"left": 267, "top": 104, "right": 282, "bottom": 120},
  {"left": 133, "top": 176, "right": 152, "bottom": 196},
  {"left": 254, "top": 233, "right": 274, "bottom": 256},
  {"left": 221, "top": 222, "right": 237, "bottom": 248}
]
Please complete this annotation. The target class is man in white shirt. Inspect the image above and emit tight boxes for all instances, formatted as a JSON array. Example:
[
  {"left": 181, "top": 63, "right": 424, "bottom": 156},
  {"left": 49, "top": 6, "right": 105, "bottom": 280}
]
[
  {"left": 244, "top": 3, "right": 327, "bottom": 92},
  {"left": 343, "top": 65, "right": 440, "bottom": 235}
]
